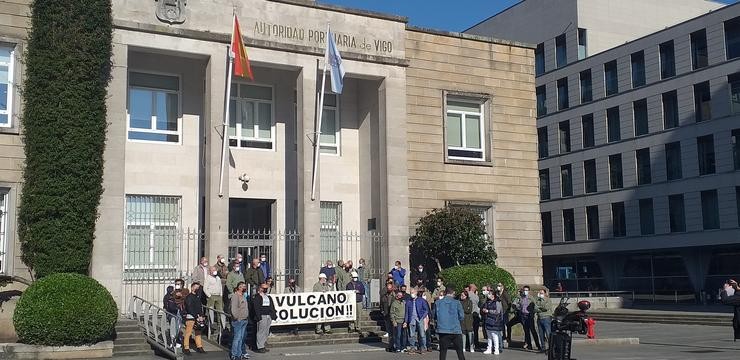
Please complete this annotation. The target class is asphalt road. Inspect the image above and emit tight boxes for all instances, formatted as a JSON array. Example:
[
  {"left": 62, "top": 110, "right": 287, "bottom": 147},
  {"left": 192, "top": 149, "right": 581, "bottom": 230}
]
[{"left": 115, "top": 321, "right": 740, "bottom": 360}]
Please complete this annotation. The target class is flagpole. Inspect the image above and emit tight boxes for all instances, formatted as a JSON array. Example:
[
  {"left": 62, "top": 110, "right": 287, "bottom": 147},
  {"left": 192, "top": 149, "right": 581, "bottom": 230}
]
[
  {"left": 218, "top": 17, "right": 236, "bottom": 198},
  {"left": 311, "top": 24, "right": 330, "bottom": 201}
]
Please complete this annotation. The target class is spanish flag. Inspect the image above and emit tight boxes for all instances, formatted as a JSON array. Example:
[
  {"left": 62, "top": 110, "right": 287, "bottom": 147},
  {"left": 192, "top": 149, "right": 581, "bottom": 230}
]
[{"left": 231, "top": 14, "right": 253, "bottom": 80}]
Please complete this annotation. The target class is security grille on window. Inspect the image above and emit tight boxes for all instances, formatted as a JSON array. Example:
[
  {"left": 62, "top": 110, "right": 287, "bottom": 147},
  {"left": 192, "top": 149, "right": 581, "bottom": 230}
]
[
  {"left": 449, "top": 203, "right": 492, "bottom": 242},
  {"left": 445, "top": 96, "right": 485, "bottom": 161},
  {"left": 0, "top": 45, "right": 14, "bottom": 128},
  {"left": 0, "top": 191, "right": 7, "bottom": 273},
  {"left": 127, "top": 72, "right": 180, "bottom": 143},
  {"left": 124, "top": 195, "right": 181, "bottom": 276},
  {"left": 320, "top": 201, "right": 342, "bottom": 264},
  {"left": 229, "top": 84, "right": 274, "bottom": 149},
  {"left": 320, "top": 94, "right": 340, "bottom": 154}
]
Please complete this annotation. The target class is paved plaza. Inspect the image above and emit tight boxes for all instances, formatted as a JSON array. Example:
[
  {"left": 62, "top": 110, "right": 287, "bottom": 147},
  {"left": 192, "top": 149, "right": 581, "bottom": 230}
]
[{"left": 113, "top": 321, "right": 740, "bottom": 360}]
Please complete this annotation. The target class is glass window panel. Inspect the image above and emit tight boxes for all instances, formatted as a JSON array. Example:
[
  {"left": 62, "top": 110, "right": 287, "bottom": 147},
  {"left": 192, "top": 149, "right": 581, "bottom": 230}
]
[
  {"left": 154, "top": 92, "right": 177, "bottom": 131},
  {"left": 228, "top": 99, "right": 237, "bottom": 136},
  {"left": 129, "top": 72, "right": 178, "bottom": 91},
  {"left": 241, "top": 101, "right": 255, "bottom": 138},
  {"left": 447, "top": 100, "right": 480, "bottom": 113},
  {"left": 660, "top": 41, "right": 676, "bottom": 79},
  {"left": 701, "top": 190, "right": 720, "bottom": 230},
  {"left": 631, "top": 51, "right": 646, "bottom": 88},
  {"left": 582, "top": 114, "right": 595, "bottom": 148},
  {"left": 321, "top": 109, "right": 337, "bottom": 144},
  {"left": 539, "top": 169, "right": 550, "bottom": 200},
  {"left": 0, "top": 82, "right": 7, "bottom": 112},
  {"left": 541, "top": 212, "right": 553, "bottom": 244},
  {"left": 586, "top": 205, "right": 600, "bottom": 240},
  {"left": 324, "top": 94, "right": 337, "bottom": 107},
  {"left": 129, "top": 89, "right": 152, "bottom": 129},
  {"left": 639, "top": 198, "right": 655, "bottom": 235},
  {"left": 535, "top": 43, "right": 545, "bottom": 76},
  {"left": 563, "top": 209, "right": 575, "bottom": 241},
  {"left": 446, "top": 113, "right": 462, "bottom": 147},
  {"left": 538, "top": 127, "right": 548, "bottom": 158},
  {"left": 669, "top": 194, "right": 686, "bottom": 232},
  {"left": 465, "top": 115, "right": 481, "bottom": 149},
  {"left": 0, "top": 47, "right": 12, "bottom": 64},
  {"left": 0, "top": 66, "right": 8, "bottom": 84},
  {"left": 258, "top": 102, "right": 271, "bottom": 139},
  {"left": 240, "top": 84, "right": 272, "bottom": 100},
  {"left": 725, "top": 17, "right": 740, "bottom": 60}
]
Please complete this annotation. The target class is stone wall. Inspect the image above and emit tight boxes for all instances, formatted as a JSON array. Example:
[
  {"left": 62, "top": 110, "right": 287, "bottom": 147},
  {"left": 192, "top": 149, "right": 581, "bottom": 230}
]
[{"left": 405, "top": 28, "right": 543, "bottom": 285}]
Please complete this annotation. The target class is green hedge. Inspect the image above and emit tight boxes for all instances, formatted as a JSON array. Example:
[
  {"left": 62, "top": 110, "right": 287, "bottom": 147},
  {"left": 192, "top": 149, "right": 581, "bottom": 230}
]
[
  {"left": 439, "top": 264, "right": 517, "bottom": 294},
  {"left": 13, "top": 273, "right": 117, "bottom": 346},
  {"left": 17, "top": 0, "right": 113, "bottom": 277}
]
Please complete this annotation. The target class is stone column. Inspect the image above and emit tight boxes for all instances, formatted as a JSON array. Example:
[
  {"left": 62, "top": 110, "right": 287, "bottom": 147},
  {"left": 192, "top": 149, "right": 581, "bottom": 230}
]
[
  {"left": 91, "top": 40, "right": 127, "bottom": 309},
  {"left": 379, "top": 68, "right": 409, "bottom": 282},
  {"left": 297, "top": 61, "right": 321, "bottom": 289},
  {"left": 205, "top": 53, "right": 229, "bottom": 262}
]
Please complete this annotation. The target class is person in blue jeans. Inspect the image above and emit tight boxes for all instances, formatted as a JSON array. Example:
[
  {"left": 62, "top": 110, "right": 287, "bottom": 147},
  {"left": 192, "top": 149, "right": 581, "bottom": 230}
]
[
  {"left": 390, "top": 290, "right": 407, "bottom": 352},
  {"left": 405, "top": 288, "right": 430, "bottom": 353},
  {"left": 230, "top": 282, "right": 250, "bottom": 360},
  {"left": 434, "top": 287, "right": 466, "bottom": 360}
]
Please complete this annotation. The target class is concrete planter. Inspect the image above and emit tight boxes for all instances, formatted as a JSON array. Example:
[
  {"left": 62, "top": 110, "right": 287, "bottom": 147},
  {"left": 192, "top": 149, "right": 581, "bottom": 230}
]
[{"left": 0, "top": 341, "right": 114, "bottom": 359}]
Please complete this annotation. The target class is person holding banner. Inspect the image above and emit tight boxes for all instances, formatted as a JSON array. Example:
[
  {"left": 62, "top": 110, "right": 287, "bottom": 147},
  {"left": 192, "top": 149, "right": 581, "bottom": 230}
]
[
  {"left": 313, "top": 273, "right": 334, "bottom": 334},
  {"left": 252, "top": 283, "right": 277, "bottom": 353},
  {"left": 347, "top": 272, "right": 366, "bottom": 333}
]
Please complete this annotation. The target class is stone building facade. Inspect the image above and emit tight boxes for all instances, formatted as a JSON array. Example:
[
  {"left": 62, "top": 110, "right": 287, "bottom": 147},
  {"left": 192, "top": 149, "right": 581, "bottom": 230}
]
[{"left": 0, "top": 0, "right": 541, "bottom": 308}]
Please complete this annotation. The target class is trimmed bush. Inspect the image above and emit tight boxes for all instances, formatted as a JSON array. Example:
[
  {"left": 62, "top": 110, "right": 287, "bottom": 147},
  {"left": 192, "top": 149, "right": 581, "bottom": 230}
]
[
  {"left": 17, "top": 0, "right": 113, "bottom": 277},
  {"left": 439, "top": 264, "right": 517, "bottom": 294},
  {"left": 13, "top": 273, "right": 117, "bottom": 346}
]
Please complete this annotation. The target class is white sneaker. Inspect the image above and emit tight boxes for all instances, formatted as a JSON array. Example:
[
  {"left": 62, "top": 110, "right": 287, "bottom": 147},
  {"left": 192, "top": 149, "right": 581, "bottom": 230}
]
[
  {"left": 463, "top": 349, "right": 467, "bottom": 353},
  {"left": 494, "top": 351, "right": 500, "bottom": 355},
  {"left": 470, "top": 346, "right": 475, "bottom": 353},
  {"left": 483, "top": 350, "right": 492, "bottom": 355}
]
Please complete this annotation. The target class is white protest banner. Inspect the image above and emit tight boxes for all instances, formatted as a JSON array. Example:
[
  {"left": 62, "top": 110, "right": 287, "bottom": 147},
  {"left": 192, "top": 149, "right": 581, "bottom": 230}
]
[{"left": 269, "top": 290, "right": 356, "bottom": 326}]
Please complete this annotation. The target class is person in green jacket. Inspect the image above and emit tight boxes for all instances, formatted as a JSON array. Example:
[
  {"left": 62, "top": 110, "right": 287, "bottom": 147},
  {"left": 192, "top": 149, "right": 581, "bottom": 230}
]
[
  {"left": 226, "top": 261, "right": 244, "bottom": 296},
  {"left": 390, "top": 290, "right": 407, "bottom": 352},
  {"left": 335, "top": 260, "right": 351, "bottom": 291},
  {"left": 313, "top": 273, "right": 334, "bottom": 334},
  {"left": 459, "top": 291, "right": 475, "bottom": 353},
  {"left": 534, "top": 288, "right": 553, "bottom": 352}
]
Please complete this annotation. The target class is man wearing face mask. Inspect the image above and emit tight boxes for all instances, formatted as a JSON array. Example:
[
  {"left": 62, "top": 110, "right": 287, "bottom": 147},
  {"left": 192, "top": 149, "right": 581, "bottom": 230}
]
[
  {"left": 412, "top": 264, "right": 428, "bottom": 289},
  {"left": 192, "top": 257, "right": 209, "bottom": 285},
  {"left": 204, "top": 265, "right": 226, "bottom": 330},
  {"left": 357, "top": 259, "right": 370, "bottom": 309},
  {"left": 313, "top": 274, "right": 334, "bottom": 334},
  {"left": 512, "top": 285, "right": 539, "bottom": 351},
  {"left": 433, "top": 278, "right": 446, "bottom": 301},
  {"left": 496, "top": 283, "right": 511, "bottom": 346},
  {"left": 390, "top": 260, "right": 406, "bottom": 287},
  {"left": 405, "top": 287, "right": 429, "bottom": 353},
  {"left": 226, "top": 261, "right": 244, "bottom": 297},
  {"left": 320, "top": 260, "right": 335, "bottom": 279},
  {"left": 534, "top": 288, "right": 552, "bottom": 352},
  {"left": 720, "top": 279, "right": 740, "bottom": 341},
  {"left": 252, "top": 283, "right": 277, "bottom": 353},
  {"left": 244, "top": 258, "right": 265, "bottom": 294},
  {"left": 335, "top": 260, "right": 350, "bottom": 291},
  {"left": 216, "top": 255, "right": 229, "bottom": 279},
  {"left": 230, "top": 282, "right": 250, "bottom": 360},
  {"left": 347, "top": 272, "right": 366, "bottom": 333},
  {"left": 380, "top": 283, "right": 396, "bottom": 344},
  {"left": 258, "top": 254, "right": 271, "bottom": 279}
]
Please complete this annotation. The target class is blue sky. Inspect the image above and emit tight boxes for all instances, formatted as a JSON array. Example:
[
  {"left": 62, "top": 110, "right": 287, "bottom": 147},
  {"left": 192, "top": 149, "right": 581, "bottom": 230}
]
[{"left": 318, "top": 0, "right": 738, "bottom": 32}]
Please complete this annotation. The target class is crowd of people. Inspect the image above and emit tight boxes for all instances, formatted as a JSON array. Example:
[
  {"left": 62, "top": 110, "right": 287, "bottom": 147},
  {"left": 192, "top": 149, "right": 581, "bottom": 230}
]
[
  {"left": 160, "top": 255, "right": 559, "bottom": 360},
  {"left": 379, "top": 265, "right": 555, "bottom": 359}
]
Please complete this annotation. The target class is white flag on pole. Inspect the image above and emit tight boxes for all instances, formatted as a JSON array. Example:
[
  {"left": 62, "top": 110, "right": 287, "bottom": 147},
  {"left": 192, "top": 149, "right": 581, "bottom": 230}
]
[{"left": 326, "top": 29, "right": 345, "bottom": 94}]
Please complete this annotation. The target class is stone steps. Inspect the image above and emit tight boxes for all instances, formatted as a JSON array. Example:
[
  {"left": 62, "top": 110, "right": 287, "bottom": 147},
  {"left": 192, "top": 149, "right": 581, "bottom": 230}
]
[{"left": 113, "top": 319, "right": 154, "bottom": 358}]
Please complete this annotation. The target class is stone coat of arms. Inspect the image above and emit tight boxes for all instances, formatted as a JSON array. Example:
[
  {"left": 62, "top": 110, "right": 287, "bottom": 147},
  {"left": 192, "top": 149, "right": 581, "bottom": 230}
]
[{"left": 155, "top": 0, "right": 187, "bottom": 25}]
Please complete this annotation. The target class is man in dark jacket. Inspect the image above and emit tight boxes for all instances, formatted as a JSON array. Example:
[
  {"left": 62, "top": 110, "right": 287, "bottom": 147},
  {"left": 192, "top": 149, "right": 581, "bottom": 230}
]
[
  {"left": 380, "top": 283, "right": 396, "bottom": 350},
  {"left": 252, "top": 283, "right": 277, "bottom": 353},
  {"left": 720, "top": 279, "right": 740, "bottom": 341},
  {"left": 184, "top": 282, "right": 206, "bottom": 354},
  {"left": 496, "top": 282, "right": 512, "bottom": 346},
  {"left": 405, "top": 287, "right": 430, "bottom": 353},
  {"left": 244, "top": 258, "right": 265, "bottom": 294},
  {"left": 347, "top": 272, "right": 366, "bottom": 333},
  {"left": 412, "top": 265, "right": 428, "bottom": 288}
]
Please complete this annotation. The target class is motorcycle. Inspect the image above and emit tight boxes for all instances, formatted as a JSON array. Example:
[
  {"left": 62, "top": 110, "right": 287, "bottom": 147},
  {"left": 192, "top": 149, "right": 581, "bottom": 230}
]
[{"left": 547, "top": 297, "right": 591, "bottom": 360}]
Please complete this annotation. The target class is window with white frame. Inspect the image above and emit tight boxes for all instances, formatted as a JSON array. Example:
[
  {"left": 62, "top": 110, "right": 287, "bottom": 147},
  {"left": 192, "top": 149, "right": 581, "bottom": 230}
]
[
  {"left": 124, "top": 195, "right": 181, "bottom": 276},
  {"left": 0, "top": 45, "right": 14, "bottom": 128},
  {"left": 449, "top": 202, "right": 493, "bottom": 242},
  {"left": 0, "top": 191, "right": 7, "bottom": 273},
  {"left": 320, "top": 94, "right": 340, "bottom": 154},
  {"left": 127, "top": 72, "right": 180, "bottom": 143},
  {"left": 445, "top": 96, "right": 486, "bottom": 161},
  {"left": 229, "top": 83, "right": 274, "bottom": 149}
]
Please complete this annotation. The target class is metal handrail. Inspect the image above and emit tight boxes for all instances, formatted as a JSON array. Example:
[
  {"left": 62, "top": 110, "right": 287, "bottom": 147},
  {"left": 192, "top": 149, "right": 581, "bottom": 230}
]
[
  {"left": 202, "top": 304, "right": 233, "bottom": 344},
  {"left": 128, "top": 296, "right": 182, "bottom": 358}
]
